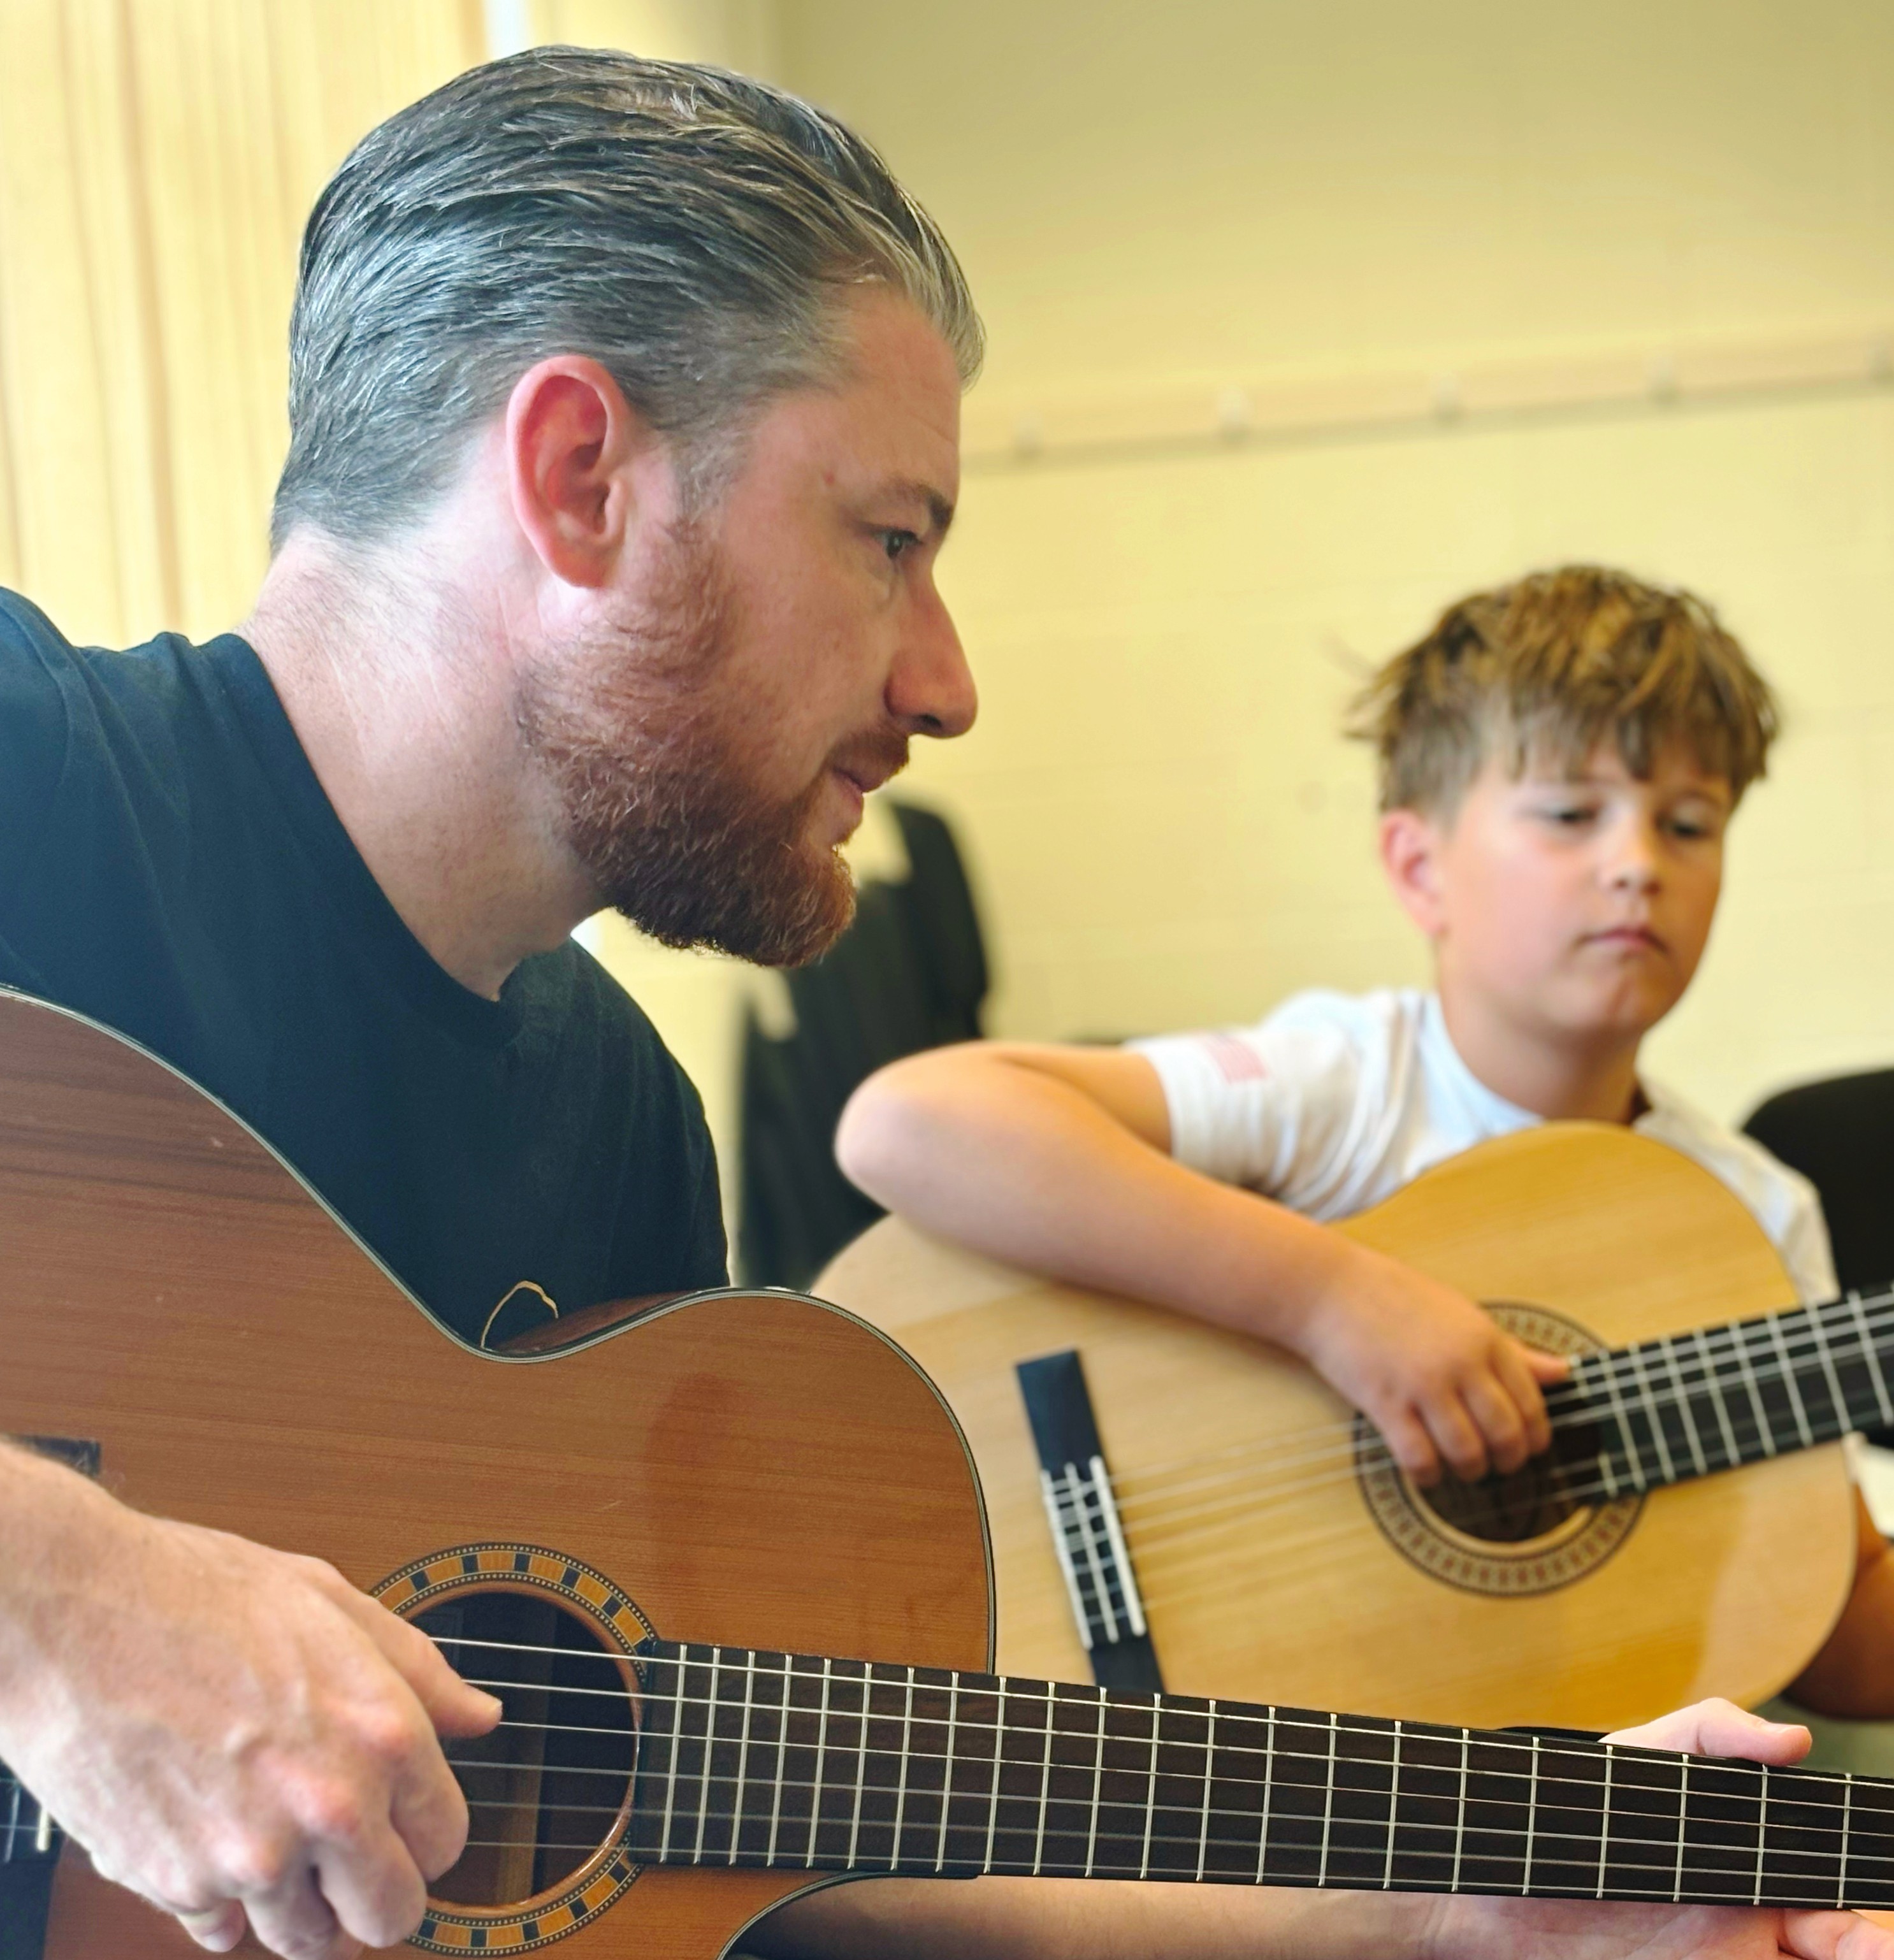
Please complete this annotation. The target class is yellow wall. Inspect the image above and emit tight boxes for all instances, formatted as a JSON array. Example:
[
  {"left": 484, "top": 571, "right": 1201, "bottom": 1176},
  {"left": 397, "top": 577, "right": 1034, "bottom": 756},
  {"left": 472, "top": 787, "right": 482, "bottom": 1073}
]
[
  {"left": 772, "top": 0, "right": 1894, "bottom": 1128},
  {"left": 0, "top": 0, "right": 487, "bottom": 647}
]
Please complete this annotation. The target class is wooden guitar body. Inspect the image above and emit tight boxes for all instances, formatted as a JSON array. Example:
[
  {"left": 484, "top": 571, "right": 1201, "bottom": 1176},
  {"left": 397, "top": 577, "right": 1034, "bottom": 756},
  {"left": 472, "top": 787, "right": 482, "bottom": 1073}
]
[
  {"left": 816, "top": 1124, "right": 1856, "bottom": 1733},
  {"left": 0, "top": 993, "right": 992, "bottom": 1957}
]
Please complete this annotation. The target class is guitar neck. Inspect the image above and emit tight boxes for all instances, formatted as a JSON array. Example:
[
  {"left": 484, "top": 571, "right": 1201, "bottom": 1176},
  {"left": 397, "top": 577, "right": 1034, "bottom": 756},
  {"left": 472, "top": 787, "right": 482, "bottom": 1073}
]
[
  {"left": 1561, "top": 1283, "right": 1894, "bottom": 1496},
  {"left": 628, "top": 1641, "right": 1894, "bottom": 1907},
  {"left": 0, "top": 1764, "right": 57, "bottom": 1865}
]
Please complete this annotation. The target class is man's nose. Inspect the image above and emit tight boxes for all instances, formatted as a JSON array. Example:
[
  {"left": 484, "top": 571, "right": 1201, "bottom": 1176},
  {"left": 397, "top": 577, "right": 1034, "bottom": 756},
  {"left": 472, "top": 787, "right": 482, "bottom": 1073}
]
[{"left": 887, "top": 587, "right": 977, "bottom": 740}]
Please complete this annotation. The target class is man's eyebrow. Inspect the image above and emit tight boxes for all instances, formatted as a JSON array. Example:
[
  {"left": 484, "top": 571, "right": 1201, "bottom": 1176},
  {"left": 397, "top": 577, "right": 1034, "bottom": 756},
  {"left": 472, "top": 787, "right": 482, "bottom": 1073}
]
[{"left": 885, "top": 478, "right": 956, "bottom": 539}]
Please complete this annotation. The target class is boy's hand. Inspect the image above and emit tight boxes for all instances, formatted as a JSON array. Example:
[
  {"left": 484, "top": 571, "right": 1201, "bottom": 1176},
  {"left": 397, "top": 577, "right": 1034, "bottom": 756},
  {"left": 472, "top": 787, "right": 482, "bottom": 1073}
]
[{"left": 1292, "top": 1241, "right": 1568, "bottom": 1484}]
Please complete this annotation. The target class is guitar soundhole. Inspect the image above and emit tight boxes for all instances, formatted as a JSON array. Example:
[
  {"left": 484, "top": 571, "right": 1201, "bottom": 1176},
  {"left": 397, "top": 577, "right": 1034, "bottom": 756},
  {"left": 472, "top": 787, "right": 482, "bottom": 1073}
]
[
  {"left": 1415, "top": 1429, "right": 1601, "bottom": 1544},
  {"left": 416, "top": 1591, "right": 637, "bottom": 1907}
]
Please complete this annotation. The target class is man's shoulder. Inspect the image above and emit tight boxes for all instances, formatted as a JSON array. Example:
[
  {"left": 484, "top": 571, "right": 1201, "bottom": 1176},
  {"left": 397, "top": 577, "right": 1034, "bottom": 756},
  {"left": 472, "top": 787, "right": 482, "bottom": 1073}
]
[{"left": 518, "top": 937, "right": 712, "bottom": 1131}]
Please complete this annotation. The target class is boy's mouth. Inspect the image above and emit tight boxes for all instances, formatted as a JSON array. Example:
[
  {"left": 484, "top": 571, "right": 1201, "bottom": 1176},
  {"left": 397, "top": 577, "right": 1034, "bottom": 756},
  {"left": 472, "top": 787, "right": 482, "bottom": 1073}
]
[{"left": 1584, "top": 923, "right": 1666, "bottom": 953}]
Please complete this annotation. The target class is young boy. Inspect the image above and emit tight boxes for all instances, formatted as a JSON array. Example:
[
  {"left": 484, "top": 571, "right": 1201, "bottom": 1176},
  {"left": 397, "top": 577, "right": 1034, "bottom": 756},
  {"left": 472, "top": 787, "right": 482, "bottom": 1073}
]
[{"left": 836, "top": 563, "right": 1892, "bottom": 1717}]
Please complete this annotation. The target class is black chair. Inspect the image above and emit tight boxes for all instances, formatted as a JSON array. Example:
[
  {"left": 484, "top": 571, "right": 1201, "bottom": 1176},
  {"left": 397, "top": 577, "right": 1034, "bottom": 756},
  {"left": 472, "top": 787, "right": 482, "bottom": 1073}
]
[
  {"left": 737, "top": 802, "right": 989, "bottom": 1289},
  {"left": 1742, "top": 1068, "right": 1894, "bottom": 1297}
]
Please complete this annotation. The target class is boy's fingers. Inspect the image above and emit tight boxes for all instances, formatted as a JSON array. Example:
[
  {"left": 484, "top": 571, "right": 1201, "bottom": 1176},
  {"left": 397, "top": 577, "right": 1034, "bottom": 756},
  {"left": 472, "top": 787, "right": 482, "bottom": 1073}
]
[
  {"left": 1424, "top": 1395, "right": 1489, "bottom": 1482},
  {"left": 1494, "top": 1349, "right": 1553, "bottom": 1457},
  {"left": 1523, "top": 1347, "right": 1571, "bottom": 1384},
  {"left": 1378, "top": 1407, "right": 1441, "bottom": 1487},
  {"left": 1461, "top": 1374, "right": 1529, "bottom": 1475},
  {"left": 1606, "top": 1695, "right": 1809, "bottom": 1762}
]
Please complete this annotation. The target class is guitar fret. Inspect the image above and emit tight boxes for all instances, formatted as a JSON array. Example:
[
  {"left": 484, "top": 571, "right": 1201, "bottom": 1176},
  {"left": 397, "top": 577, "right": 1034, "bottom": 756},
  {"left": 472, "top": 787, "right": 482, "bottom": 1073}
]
[
  {"left": 1085, "top": 1687, "right": 1107, "bottom": 1876},
  {"left": 1192, "top": 1701, "right": 1215, "bottom": 1881},
  {"left": 1315, "top": 1713, "right": 1337, "bottom": 1886},
  {"left": 1658, "top": 1340, "right": 1710, "bottom": 1478},
  {"left": 888, "top": 1667, "right": 916, "bottom": 1871},
  {"left": 728, "top": 1647, "right": 758, "bottom": 1866},
  {"left": 1731, "top": 1323, "right": 1778, "bottom": 1457},
  {"left": 1030, "top": 1678, "right": 1055, "bottom": 1875},
  {"left": 1840, "top": 1771, "right": 1854, "bottom": 1908},
  {"left": 983, "top": 1678, "right": 1006, "bottom": 1875},
  {"left": 1767, "top": 1317, "right": 1817, "bottom": 1448},
  {"left": 1807, "top": 1312, "right": 1854, "bottom": 1441},
  {"left": 1255, "top": 1708, "right": 1275, "bottom": 1883},
  {"left": 1596, "top": 1746, "right": 1613, "bottom": 1897},
  {"left": 1523, "top": 1734, "right": 1540, "bottom": 1894},
  {"left": 1452, "top": 1730, "right": 1468, "bottom": 1892},
  {"left": 1692, "top": 1327, "right": 1743, "bottom": 1466},
  {"left": 1139, "top": 1699, "right": 1160, "bottom": 1878},
  {"left": 1672, "top": 1755, "right": 1688, "bottom": 1902},
  {"left": 934, "top": 1669, "right": 959, "bottom": 1872},
  {"left": 1626, "top": 1344, "right": 1678, "bottom": 1485},
  {"left": 1848, "top": 1292, "right": 1894, "bottom": 1427},
  {"left": 843, "top": 1667, "right": 869, "bottom": 1870},
  {"left": 1753, "top": 1763, "right": 1768, "bottom": 1906},
  {"left": 806, "top": 1659, "right": 834, "bottom": 1868},
  {"left": 1596, "top": 1352, "right": 1649, "bottom": 1490},
  {"left": 1383, "top": 1720, "right": 1401, "bottom": 1891}
]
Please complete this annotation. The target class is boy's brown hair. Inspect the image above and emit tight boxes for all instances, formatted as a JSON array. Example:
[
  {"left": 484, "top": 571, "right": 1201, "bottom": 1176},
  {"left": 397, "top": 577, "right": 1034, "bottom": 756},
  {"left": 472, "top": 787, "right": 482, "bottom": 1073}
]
[{"left": 1348, "top": 564, "right": 1779, "bottom": 816}]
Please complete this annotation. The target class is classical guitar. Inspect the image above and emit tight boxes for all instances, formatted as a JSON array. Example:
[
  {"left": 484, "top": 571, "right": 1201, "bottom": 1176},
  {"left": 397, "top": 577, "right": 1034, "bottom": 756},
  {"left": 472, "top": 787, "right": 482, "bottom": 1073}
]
[
  {"left": 816, "top": 1127, "right": 1873, "bottom": 1732},
  {"left": 4, "top": 990, "right": 1894, "bottom": 1960}
]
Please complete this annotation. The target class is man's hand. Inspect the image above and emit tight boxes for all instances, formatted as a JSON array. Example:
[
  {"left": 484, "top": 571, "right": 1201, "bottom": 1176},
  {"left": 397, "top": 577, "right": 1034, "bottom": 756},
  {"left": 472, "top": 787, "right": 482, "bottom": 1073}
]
[
  {"left": 1428, "top": 1700, "right": 1892, "bottom": 1960},
  {"left": 1292, "top": 1240, "right": 1568, "bottom": 1484},
  {"left": 0, "top": 1449, "right": 500, "bottom": 1960}
]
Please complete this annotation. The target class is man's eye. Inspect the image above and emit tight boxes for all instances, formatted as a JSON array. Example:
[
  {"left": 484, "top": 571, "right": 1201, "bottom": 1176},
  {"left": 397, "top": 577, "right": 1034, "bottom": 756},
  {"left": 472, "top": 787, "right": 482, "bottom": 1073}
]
[{"left": 878, "top": 529, "right": 919, "bottom": 562}]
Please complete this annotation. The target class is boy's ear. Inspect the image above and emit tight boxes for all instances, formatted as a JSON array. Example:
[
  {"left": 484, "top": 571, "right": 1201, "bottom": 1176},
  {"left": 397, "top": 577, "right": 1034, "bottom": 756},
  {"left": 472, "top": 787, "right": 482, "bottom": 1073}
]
[{"left": 1378, "top": 807, "right": 1450, "bottom": 938}]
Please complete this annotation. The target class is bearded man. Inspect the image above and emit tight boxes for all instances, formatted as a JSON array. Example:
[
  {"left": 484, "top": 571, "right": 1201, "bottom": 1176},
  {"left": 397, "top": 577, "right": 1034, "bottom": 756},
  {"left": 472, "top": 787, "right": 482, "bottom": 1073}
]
[{"left": 0, "top": 47, "right": 1883, "bottom": 1960}]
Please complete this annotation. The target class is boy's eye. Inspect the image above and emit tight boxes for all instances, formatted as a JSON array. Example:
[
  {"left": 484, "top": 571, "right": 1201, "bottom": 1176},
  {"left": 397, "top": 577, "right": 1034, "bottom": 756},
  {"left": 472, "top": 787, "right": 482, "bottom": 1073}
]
[{"left": 1538, "top": 803, "right": 1596, "bottom": 826}]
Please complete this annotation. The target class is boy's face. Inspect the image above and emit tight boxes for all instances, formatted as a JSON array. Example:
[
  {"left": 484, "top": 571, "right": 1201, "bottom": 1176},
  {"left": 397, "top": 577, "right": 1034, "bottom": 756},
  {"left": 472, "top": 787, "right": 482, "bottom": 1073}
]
[{"left": 1380, "top": 739, "right": 1732, "bottom": 1051}]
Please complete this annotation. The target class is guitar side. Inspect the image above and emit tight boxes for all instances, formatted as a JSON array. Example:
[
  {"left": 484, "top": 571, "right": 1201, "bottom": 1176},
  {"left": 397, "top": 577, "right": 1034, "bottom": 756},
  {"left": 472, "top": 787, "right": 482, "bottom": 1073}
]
[
  {"left": 0, "top": 992, "right": 994, "bottom": 1957},
  {"left": 816, "top": 1123, "right": 1856, "bottom": 1731}
]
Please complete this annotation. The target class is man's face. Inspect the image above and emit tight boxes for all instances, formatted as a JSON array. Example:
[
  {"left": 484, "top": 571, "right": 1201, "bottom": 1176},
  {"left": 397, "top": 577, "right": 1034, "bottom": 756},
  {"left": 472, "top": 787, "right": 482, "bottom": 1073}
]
[
  {"left": 517, "top": 289, "right": 974, "bottom": 965},
  {"left": 1410, "top": 739, "right": 1731, "bottom": 1049}
]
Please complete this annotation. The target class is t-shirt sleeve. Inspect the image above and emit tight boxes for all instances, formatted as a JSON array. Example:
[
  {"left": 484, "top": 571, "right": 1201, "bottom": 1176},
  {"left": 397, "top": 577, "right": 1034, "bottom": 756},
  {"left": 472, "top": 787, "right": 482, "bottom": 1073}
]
[
  {"left": 0, "top": 594, "right": 75, "bottom": 905},
  {"left": 1127, "top": 992, "right": 1374, "bottom": 1201}
]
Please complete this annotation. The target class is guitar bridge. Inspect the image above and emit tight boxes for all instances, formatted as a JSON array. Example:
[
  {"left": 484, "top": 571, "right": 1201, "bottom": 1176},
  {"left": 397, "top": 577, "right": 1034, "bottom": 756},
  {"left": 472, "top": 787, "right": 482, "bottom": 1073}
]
[{"left": 1016, "top": 1350, "right": 1164, "bottom": 1691}]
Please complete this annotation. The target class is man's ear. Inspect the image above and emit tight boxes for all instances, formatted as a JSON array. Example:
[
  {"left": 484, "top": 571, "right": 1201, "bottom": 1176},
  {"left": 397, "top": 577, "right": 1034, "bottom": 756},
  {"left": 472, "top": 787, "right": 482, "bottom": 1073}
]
[
  {"left": 1378, "top": 805, "right": 1450, "bottom": 937},
  {"left": 505, "top": 356, "right": 660, "bottom": 589}
]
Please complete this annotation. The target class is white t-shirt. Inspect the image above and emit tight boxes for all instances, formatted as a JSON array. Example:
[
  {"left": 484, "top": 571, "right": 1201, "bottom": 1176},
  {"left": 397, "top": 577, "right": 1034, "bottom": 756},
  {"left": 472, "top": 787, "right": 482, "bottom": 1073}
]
[{"left": 1131, "top": 986, "right": 1838, "bottom": 1306}]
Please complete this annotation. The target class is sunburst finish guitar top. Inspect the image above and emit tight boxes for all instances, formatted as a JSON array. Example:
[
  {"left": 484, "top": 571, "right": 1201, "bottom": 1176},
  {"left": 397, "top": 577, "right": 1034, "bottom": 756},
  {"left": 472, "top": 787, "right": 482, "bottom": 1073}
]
[{"left": 816, "top": 1126, "right": 1859, "bottom": 1732}]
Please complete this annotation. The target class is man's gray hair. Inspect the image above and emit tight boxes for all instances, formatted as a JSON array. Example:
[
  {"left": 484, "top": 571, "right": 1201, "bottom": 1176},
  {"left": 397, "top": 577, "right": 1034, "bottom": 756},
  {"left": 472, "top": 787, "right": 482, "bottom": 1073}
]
[{"left": 271, "top": 47, "right": 981, "bottom": 549}]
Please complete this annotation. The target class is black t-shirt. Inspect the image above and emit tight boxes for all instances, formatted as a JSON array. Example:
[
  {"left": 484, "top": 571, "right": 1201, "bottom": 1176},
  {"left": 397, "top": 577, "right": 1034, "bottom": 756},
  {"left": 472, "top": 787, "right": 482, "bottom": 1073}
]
[{"left": 0, "top": 589, "right": 728, "bottom": 1344}]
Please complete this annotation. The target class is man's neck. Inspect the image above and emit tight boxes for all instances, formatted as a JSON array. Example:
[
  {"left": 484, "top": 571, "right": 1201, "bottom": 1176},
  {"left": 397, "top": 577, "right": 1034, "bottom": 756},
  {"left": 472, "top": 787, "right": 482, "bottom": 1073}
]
[
  {"left": 1436, "top": 985, "right": 1645, "bottom": 1125},
  {"left": 240, "top": 537, "right": 596, "bottom": 1001}
]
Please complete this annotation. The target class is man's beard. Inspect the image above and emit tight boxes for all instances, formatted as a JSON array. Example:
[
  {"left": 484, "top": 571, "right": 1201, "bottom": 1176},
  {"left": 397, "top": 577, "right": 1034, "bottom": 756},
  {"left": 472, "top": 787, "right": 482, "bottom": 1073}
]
[{"left": 514, "top": 528, "right": 906, "bottom": 968}]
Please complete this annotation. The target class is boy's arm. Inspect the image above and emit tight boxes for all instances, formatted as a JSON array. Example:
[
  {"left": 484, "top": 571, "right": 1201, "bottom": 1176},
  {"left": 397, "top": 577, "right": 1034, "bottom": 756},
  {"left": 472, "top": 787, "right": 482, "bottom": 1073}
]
[{"left": 837, "top": 1042, "right": 1562, "bottom": 1484}]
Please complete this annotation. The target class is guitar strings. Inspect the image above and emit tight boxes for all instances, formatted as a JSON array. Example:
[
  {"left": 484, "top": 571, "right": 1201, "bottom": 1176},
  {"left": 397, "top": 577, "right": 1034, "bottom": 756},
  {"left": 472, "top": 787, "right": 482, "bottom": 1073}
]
[
  {"left": 1106, "top": 1303, "right": 1894, "bottom": 1551},
  {"left": 1110, "top": 1286, "right": 1894, "bottom": 1516}
]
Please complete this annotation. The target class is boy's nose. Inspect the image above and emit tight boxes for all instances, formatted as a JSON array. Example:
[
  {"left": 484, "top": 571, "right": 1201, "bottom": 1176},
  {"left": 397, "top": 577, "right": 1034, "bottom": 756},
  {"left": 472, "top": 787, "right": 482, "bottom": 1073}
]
[{"left": 1605, "top": 819, "right": 1662, "bottom": 890}]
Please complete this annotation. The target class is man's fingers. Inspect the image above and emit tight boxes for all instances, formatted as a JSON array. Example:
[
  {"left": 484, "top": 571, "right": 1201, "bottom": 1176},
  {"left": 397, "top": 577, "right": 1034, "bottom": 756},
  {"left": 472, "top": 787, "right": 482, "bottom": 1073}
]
[
  {"left": 391, "top": 1743, "right": 475, "bottom": 1884},
  {"left": 314, "top": 1826, "right": 429, "bottom": 1950},
  {"left": 1607, "top": 1695, "right": 1811, "bottom": 1762},
  {"left": 352, "top": 1599, "right": 502, "bottom": 1738},
  {"left": 177, "top": 1904, "right": 247, "bottom": 1952},
  {"left": 242, "top": 1863, "right": 359, "bottom": 1960}
]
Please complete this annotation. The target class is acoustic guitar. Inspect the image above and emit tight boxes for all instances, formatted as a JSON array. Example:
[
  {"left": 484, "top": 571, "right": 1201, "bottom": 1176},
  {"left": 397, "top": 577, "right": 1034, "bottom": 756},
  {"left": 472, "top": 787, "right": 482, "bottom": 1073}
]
[
  {"left": 816, "top": 1127, "right": 1872, "bottom": 1732},
  {"left": 3, "top": 990, "right": 1892, "bottom": 1960}
]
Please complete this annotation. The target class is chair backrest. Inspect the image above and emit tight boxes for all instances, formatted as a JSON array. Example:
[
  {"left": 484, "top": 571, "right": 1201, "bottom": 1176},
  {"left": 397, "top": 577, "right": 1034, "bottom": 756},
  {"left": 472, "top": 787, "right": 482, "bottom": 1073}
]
[
  {"left": 737, "top": 802, "right": 989, "bottom": 1288},
  {"left": 1742, "top": 1067, "right": 1894, "bottom": 1294}
]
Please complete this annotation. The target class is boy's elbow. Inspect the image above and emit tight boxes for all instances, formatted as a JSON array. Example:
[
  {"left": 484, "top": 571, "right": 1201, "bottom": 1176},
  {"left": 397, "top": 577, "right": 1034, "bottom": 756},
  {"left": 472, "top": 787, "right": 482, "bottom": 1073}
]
[{"left": 835, "top": 1048, "right": 981, "bottom": 1205}]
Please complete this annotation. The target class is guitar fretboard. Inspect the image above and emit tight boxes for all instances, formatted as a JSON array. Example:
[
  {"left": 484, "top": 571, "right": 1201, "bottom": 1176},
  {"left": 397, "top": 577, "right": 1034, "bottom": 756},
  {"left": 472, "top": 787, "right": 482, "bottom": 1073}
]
[
  {"left": 627, "top": 1642, "right": 1894, "bottom": 1907},
  {"left": 0, "top": 1764, "right": 55, "bottom": 1864},
  {"left": 1562, "top": 1283, "right": 1894, "bottom": 1497}
]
